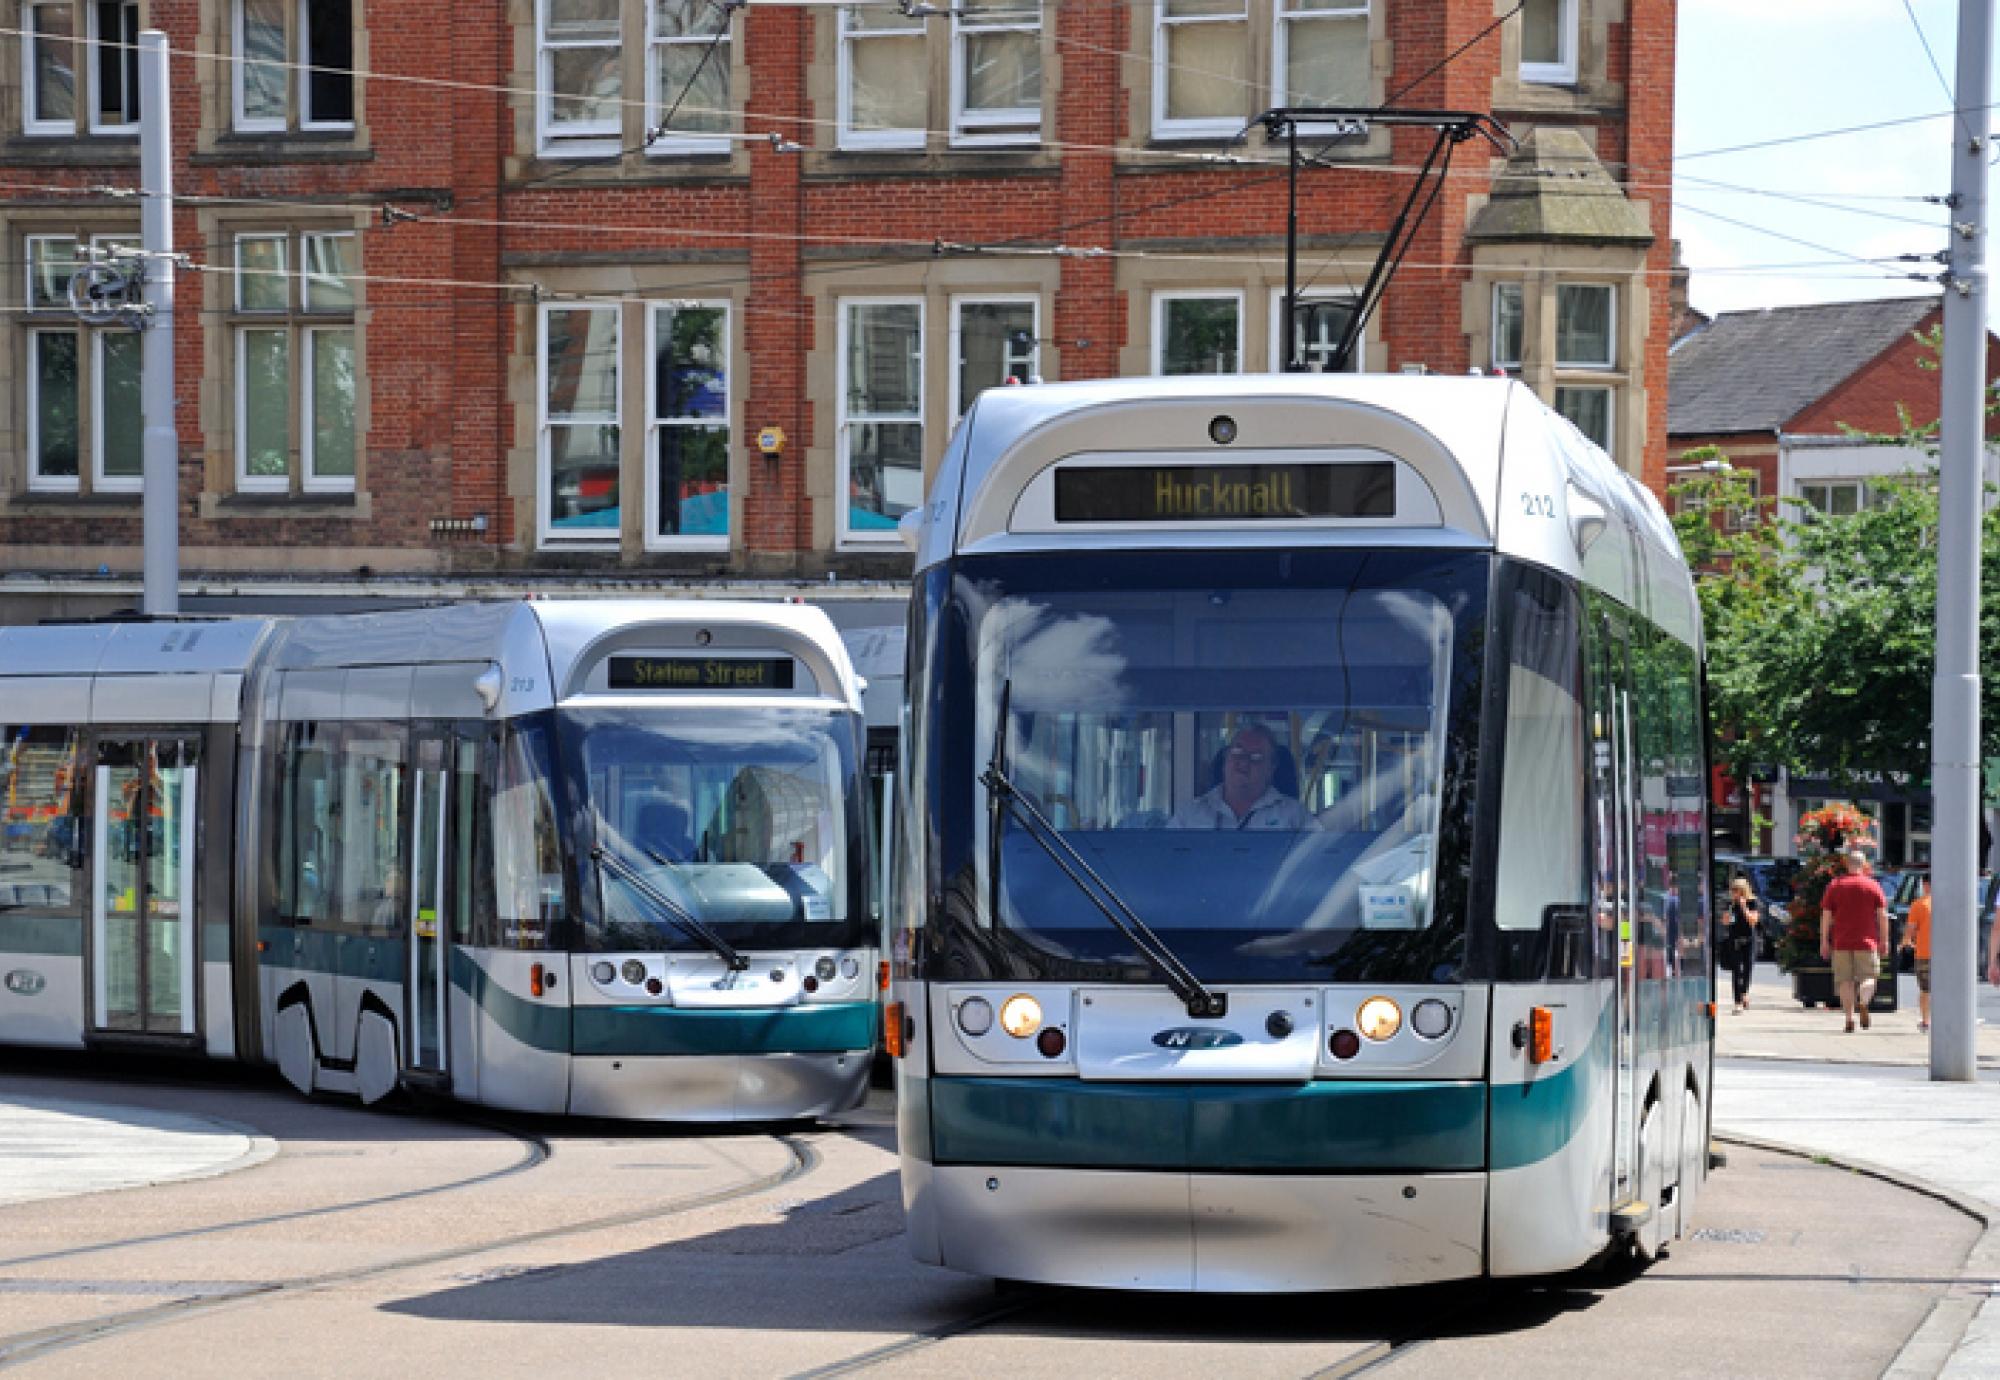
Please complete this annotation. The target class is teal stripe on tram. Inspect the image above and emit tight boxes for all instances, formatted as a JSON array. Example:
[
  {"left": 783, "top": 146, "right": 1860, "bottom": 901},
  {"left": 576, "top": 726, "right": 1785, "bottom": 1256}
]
[
  {"left": 1489, "top": 997, "right": 1614, "bottom": 1172},
  {"left": 929, "top": 1077, "right": 1487, "bottom": 1172},
  {"left": 572, "top": 1002, "right": 879, "bottom": 1057},
  {"left": 0, "top": 915, "right": 83, "bottom": 957},
  {"left": 451, "top": 949, "right": 572, "bottom": 1054}
]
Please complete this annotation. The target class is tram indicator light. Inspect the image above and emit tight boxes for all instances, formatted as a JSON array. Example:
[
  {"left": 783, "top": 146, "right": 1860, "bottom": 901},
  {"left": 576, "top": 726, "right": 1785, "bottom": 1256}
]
[
  {"left": 1528, "top": 1006, "right": 1555, "bottom": 1064},
  {"left": 1053, "top": 462, "right": 1395, "bottom": 523},
  {"left": 884, "top": 1002, "right": 906, "bottom": 1057},
  {"left": 606, "top": 656, "right": 795, "bottom": 691}
]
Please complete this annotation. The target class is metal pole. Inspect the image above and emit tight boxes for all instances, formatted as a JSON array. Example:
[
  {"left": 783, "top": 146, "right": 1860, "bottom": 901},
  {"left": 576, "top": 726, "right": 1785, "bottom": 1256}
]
[
  {"left": 1928, "top": 0, "right": 1989, "bottom": 1083},
  {"left": 139, "top": 29, "right": 179, "bottom": 616},
  {"left": 1285, "top": 119, "right": 1298, "bottom": 372}
]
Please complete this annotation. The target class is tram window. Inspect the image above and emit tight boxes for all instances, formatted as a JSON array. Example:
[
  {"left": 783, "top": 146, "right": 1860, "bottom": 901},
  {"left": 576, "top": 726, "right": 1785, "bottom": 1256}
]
[
  {"left": 488, "top": 720, "right": 563, "bottom": 949},
  {"left": 1493, "top": 576, "right": 1587, "bottom": 932},
  {"left": 1632, "top": 629, "right": 1679, "bottom": 977},
  {"left": 337, "top": 725, "right": 407, "bottom": 936},
  {"left": 0, "top": 724, "right": 81, "bottom": 912},
  {"left": 1661, "top": 638, "right": 1708, "bottom": 973},
  {"left": 975, "top": 579, "right": 1461, "bottom": 941},
  {"left": 276, "top": 721, "right": 336, "bottom": 924}
]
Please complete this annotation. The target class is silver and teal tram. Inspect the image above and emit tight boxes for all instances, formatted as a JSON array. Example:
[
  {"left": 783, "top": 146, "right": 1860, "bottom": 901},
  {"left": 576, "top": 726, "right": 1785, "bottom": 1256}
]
[
  {"left": 0, "top": 600, "right": 879, "bottom": 1120},
  {"left": 887, "top": 375, "right": 1713, "bottom": 1291}
]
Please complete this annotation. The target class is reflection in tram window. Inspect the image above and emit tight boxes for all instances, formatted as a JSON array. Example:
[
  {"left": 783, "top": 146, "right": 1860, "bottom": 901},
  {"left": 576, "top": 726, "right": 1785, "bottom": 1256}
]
[
  {"left": 567, "top": 707, "right": 870, "bottom": 953},
  {"left": 0, "top": 723, "right": 80, "bottom": 912},
  {"left": 339, "top": 726, "right": 407, "bottom": 935},
  {"left": 959, "top": 553, "right": 1480, "bottom": 980},
  {"left": 277, "top": 721, "right": 336, "bottom": 923},
  {"left": 488, "top": 719, "right": 564, "bottom": 949}
]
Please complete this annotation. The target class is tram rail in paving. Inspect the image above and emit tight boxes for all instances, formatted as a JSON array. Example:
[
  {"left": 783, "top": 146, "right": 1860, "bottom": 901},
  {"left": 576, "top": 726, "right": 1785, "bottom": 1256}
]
[{"left": 0, "top": 1129, "right": 819, "bottom": 1370}]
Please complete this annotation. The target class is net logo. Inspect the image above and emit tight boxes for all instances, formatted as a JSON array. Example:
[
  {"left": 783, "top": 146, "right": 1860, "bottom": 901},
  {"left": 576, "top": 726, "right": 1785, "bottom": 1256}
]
[
  {"left": 4, "top": 970, "right": 46, "bottom": 997},
  {"left": 1151, "top": 1027, "right": 1242, "bottom": 1050}
]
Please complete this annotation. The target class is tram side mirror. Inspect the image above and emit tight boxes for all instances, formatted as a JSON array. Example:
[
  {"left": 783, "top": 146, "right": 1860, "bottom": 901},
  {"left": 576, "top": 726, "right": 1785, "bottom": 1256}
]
[{"left": 1543, "top": 903, "right": 1593, "bottom": 980}]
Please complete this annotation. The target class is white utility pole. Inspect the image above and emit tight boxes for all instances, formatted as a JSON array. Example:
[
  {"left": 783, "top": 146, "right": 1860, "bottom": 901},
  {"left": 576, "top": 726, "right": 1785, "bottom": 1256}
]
[
  {"left": 1929, "top": 0, "right": 1990, "bottom": 1082},
  {"left": 139, "top": 29, "right": 179, "bottom": 616}
]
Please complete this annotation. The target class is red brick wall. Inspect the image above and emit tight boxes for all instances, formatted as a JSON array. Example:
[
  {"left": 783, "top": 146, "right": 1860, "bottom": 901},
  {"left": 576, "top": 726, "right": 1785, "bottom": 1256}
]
[{"left": 0, "top": 0, "right": 1671, "bottom": 581}]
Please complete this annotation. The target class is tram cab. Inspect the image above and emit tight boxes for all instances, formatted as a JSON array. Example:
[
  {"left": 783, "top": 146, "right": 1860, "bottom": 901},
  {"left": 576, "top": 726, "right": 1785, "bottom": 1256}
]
[{"left": 888, "top": 375, "right": 1712, "bottom": 1291}]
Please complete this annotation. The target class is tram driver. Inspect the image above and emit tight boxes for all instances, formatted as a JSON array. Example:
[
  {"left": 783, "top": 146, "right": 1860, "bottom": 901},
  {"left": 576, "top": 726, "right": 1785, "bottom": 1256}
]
[{"left": 1167, "top": 721, "right": 1310, "bottom": 830}]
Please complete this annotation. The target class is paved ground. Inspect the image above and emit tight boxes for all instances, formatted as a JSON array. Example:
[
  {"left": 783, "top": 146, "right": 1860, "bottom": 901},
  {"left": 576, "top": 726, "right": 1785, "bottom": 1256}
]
[{"left": 1, "top": 963, "right": 1996, "bottom": 1376}]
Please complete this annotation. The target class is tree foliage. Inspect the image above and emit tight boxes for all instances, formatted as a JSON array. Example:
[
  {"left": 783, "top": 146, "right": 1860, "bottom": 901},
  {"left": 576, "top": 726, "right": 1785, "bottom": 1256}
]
[{"left": 1672, "top": 439, "right": 2000, "bottom": 795}]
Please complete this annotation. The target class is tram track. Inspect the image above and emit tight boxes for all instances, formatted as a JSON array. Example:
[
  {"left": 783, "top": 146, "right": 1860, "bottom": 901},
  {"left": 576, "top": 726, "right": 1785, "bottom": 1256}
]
[{"left": 0, "top": 1131, "right": 821, "bottom": 1370}]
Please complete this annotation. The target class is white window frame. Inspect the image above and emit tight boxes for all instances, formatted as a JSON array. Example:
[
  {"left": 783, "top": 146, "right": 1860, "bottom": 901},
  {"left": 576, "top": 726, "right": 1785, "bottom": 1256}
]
[
  {"left": 1152, "top": 289, "right": 1244, "bottom": 376},
  {"left": 1798, "top": 479, "right": 1868, "bottom": 518},
  {"left": 91, "top": 327, "right": 142, "bottom": 492},
  {"left": 644, "top": 300, "right": 731, "bottom": 552},
  {"left": 1519, "top": 0, "right": 1577, "bottom": 85},
  {"left": 1151, "top": 0, "right": 1249, "bottom": 141},
  {"left": 1491, "top": 281, "right": 1524, "bottom": 370},
  {"left": 537, "top": 0, "right": 623, "bottom": 156},
  {"left": 1726, "top": 472, "right": 1761, "bottom": 530},
  {"left": 1555, "top": 282, "right": 1616, "bottom": 370},
  {"left": 646, "top": 2, "right": 731, "bottom": 155},
  {"left": 86, "top": 0, "right": 140, "bottom": 135},
  {"left": 230, "top": 229, "right": 359, "bottom": 493},
  {"left": 837, "top": 295, "right": 925, "bottom": 548},
  {"left": 23, "top": 0, "right": 76, "bottom": 136},
  {"left": 948, "top": 294, "right": 1039, "bottom": 421},
  {"left": 296, "top": 0, "right": 355, "bottom": 132},
  {"left": 235, "top": 325, "right": 291, "bottom": 491},
  {"left": 89, "top": 232, "right": 144, "bottom": 492},
  {"left": 1271, "top": 0, "right": 1368, "bottom": 108},
  {"left": 232, "top": 0, "right": 288, "bottom": 132},
  {"left": 26, "top": 233, "right": 78, "bottom": 310},
  {"left": 950, "top": 1, "right": 1042, "bottom": 146},
  {"left": 537, "top": 301, "right": 623, "bottom": 547},
  {"left": 837, "top": 5, "right": 926, "bottom": 151},
  {"left": 27, "top": 328, "right": 80, "bottom": 493},
  {"left": 301, "top": 325, "right": 356, "bottom": 491},
  {"left": 1267, "top": 288, "right": 1362, "bottom": 373},
  {"left": 1554, "top": 384, "right": 1613, "bottom": 454}
]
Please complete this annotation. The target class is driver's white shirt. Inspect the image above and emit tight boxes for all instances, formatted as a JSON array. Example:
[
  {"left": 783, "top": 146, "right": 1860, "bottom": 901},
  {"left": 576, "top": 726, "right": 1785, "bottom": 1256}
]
[{"left": 1167, "top": 786, "right": 1310, "bottom": 830}]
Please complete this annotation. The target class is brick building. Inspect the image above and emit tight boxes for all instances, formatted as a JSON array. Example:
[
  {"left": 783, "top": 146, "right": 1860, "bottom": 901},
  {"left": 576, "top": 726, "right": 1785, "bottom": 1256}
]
[{"left": 0, "top": 0, "right": 1678, "bottom": 624}]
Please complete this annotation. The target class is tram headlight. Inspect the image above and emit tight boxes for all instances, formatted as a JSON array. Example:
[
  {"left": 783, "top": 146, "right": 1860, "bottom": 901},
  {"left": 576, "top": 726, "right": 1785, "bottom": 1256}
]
[
  {"left": 1356, "top": 996, "right": 1402, "bottom": 1041},
  {"left": 814, "top": 956, "right": 838, "bottom": 983},
  {"left": 621, "top": 959, "right": 648, "bottom": 985},
  {"left": 1411, "top": 999, "right": 1453, "bottom": 1039},
  {"left": 957, "top": 996, "right": 994, "bottom": 1037},
  {"left": 998, "top": 994, "right": 1043, "bottom": 1038},
  {"left": 591, "top": 961, "right": 616, "bottom": 985}
]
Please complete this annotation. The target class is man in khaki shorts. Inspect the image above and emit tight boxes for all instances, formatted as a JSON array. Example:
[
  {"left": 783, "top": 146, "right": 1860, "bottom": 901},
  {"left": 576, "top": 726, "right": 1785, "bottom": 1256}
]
[{"left": 1819, "top": 848, "right": 1890, "bottom": 1033}]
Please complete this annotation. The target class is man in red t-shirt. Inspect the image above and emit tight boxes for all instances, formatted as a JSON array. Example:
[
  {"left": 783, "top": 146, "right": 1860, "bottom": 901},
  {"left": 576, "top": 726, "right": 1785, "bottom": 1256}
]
[{"left": 1819, "top": 848, "right": 1890, "bottom": 1032}]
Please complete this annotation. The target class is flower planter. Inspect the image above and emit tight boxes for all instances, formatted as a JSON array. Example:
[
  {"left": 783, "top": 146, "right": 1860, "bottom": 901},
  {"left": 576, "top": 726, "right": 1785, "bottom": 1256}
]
[{"left": 1789, "top": 963, "right": 1897, "bottom": 1012}]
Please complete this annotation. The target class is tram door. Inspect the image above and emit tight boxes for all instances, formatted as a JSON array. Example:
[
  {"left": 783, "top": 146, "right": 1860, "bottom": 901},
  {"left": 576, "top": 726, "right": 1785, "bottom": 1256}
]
[
  {"left": 89, "top": 737, "right": 200, "bottom": 1039},
  {"left": 1587, "top": 625, "right": 1641, "bottom": 1210},
  {"left": 406, "top": 733, "right": 453, "bottom": 1079}
]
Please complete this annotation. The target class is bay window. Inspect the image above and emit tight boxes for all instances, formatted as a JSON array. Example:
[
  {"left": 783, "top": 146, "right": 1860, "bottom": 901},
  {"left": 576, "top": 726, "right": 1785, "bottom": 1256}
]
[
  {"left": 838, "top": 298, "right": 924, "bottom": 543},
  {"left": 232, "top": 229, "right": 360, "bottom": 493},
  {"left": 648, "top": 302, "right": 730, "bottom": 547},
  {"left": 540, "top": 304, "right": 622, "bottom": 540}
]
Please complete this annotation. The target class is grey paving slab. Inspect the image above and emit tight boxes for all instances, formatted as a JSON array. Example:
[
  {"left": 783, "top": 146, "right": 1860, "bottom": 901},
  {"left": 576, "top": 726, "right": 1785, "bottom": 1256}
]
[{"left": 0, "top": 1094, "right": 276, "bottom": 1207}]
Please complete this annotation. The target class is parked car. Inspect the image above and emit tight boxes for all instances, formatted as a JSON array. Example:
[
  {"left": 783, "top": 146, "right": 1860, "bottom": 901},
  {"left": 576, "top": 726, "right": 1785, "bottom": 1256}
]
[{"left": 1713, "top": 852, "right": 1798, "bottom": 960}]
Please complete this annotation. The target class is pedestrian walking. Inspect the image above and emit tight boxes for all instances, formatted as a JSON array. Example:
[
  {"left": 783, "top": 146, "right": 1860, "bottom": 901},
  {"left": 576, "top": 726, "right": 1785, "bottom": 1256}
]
[
  {"left": 1900, "top": 875, "right": 1932, "bottom": 1032},
  {"left": 1819, "top": 848, "right": 1890, "bottom": 1032},
  {"left": 1726, "top": 876, "right": 1759, "bottom": 1012}
]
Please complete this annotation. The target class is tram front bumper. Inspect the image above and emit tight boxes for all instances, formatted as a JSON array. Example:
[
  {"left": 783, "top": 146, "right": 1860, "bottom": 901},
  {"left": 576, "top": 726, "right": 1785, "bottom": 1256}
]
[
  {"left": 569, "top": 1049, "right": 871, "bottom": 1121},
  {"left": 914, "top": 1160, "right": 1486, "bottom": 1292}
]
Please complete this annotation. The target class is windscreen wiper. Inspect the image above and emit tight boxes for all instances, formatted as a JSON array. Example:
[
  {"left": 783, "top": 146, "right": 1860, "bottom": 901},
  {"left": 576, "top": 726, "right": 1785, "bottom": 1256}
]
[
  {"left": 590, "top": 842, "right": 749, "bottom": 972},
  {"left": 980, "top": 680, "right": 1226, "bottom": 1019}
]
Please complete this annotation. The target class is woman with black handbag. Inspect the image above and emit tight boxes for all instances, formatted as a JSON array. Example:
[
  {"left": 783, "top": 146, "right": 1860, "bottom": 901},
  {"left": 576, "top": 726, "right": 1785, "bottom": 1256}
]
[{"left": 1726, "top": 876, "right": 1760, "bottom": 1012}]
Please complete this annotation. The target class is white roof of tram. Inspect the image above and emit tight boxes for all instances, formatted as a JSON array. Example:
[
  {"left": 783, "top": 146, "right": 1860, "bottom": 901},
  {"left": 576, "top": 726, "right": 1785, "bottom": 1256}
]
[{"left": 912, "top": 373, "right": 1699, "bottom": 651}]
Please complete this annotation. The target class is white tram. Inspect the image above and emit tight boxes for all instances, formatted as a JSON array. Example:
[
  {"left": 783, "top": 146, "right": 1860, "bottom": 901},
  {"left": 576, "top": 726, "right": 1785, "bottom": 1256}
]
[
  {"left": 0, "top": 600, "right": 880, "bottom": 1121},
  {"left": 887, "top": 375, "right": 1714, "bottom": 1291}
]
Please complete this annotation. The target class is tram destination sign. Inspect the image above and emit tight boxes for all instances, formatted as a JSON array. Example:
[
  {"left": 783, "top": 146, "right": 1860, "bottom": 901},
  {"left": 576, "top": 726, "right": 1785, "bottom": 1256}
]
[
  {"left": 1053, "top": 462, "right": 1395, "bottom": 523},
  {"left": 607, "top": 656, "right": 795, "bottom": 691}
]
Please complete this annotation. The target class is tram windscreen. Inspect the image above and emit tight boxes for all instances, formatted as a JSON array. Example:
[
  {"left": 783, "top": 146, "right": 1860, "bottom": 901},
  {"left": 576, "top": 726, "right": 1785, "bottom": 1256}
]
[
  {"left": 951, "top": 550, "right": 1484, "bottom": 983},
  {"left": 562, "top": 707, "right": 871, "bottom": 952}
]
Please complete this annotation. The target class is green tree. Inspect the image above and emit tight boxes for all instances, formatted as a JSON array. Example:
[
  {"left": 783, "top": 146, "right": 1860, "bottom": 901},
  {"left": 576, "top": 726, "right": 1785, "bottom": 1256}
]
[{"left": 1672, "top": 445, "right": 2000, "bottom": 794}]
